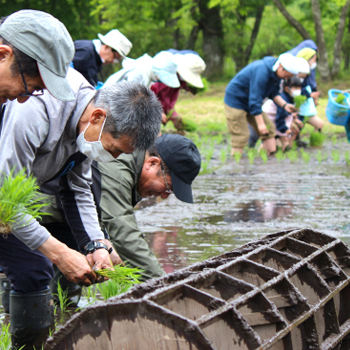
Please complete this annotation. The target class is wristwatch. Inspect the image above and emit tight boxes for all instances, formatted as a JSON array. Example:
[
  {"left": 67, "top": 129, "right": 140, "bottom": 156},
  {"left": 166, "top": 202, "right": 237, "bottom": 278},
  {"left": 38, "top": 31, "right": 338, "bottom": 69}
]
[{"left": 83, "top": 240, "right": 113, "bottom": 255}]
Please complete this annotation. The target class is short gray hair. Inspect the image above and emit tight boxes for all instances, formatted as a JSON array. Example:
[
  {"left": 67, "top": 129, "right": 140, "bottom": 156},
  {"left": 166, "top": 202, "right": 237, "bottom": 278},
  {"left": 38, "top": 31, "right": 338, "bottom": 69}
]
[{"left": 91, "top": 81, "right": 162, "bottom": 150}]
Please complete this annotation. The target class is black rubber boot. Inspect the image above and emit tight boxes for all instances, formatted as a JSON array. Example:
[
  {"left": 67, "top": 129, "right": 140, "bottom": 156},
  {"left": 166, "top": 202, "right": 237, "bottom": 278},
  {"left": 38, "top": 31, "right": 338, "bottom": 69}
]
[
  {"left": 0, "top": 273, "right": 11, "bottom": 313},
  {"left": 10, "top": 289, "right": 54, "bottom": 350}
]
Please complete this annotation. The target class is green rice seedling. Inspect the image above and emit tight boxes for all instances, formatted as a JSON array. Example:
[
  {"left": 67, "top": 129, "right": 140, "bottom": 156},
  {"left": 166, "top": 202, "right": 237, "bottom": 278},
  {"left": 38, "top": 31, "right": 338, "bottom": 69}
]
[
  {"left": 332, "top": 149, "right": 340, "bottom": 163},
  {"left": 205, "top": 148, "right": 214, "bottom": 163},
  {"left": 310, "top": 132, "right": 326, "bottom": 148},
  {"left": 53, "top": 279, "right": 74, "bottom": 319},
  {"left": 275, "top": 148, "right": 286, "bottom": 162},
  {"left": 0, "top": 323, "right": 12, "bottom": 350},
  {"left": 260, "top": 149, "right": 268, "bottom": 164},
  {"left": 316, "top": 150, "right": 324, "bottom": 164},
  {"left": 96, "top": 279, "right": 133, "bottom": 300},
  {"left": 95, "top": 265, "right": 142, "bottom": 300},
  {"left": 287, "top": 150, "right": 298, "bottom": 163},
  {"left": 247, "top": 148, "right": 256, "bottom": 165},
  {"left": 214, "top": 133, "right": 223, "bottom": 145},
  {"left": 233, "top": 151, "right": 242, "bottom": 164},
  {"left": 83, "top": 285, "right": 98, "bottom": 304},
  {"left": 301, "top": 150, "right": 310, "bottom": 164},
  {"left": 345, "top": 150, "right": 350, "bottom": 165},
  {"left": 95, "top": 265, "right": 142, "bottom": 284},
  {"left": 294, "top": 95, "right": 307, "bottom": 109},
  {"left": 220, "top": 148, "right": 227, "bottom": 164},
  {"left": 331, "top": 135, "right": 338, "bottom": 145},
  {"left": 291, "top": 141, "right": 298, "bottom": 151},
  {"left": 200, "top": 161, "right": 209, "bottom": 174},
  {"left": 182, "top": 118, "right": 198, "bottom": 132},
  {"left": 0, "top": 168, "right": 50, "bottom": 235}
]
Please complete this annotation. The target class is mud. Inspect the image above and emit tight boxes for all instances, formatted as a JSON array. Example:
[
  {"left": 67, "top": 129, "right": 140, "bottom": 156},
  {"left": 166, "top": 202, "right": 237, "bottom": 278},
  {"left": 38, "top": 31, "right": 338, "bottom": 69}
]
[{"left": 138, "top": 139, "right": 350, "bottom": 273}]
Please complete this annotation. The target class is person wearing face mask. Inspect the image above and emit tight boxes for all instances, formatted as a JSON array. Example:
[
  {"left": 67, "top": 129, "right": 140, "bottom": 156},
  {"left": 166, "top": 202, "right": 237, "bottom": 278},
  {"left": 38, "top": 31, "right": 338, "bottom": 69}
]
[
  {"left": 0, "top": 68, "right": 162, "bottom": 348},
  {"left": 262, "top": 77, "right": 305, "bottom": 152},
  {"left": 72, "top": 29, "right": 132, "bottom": 87},
  {"left": 103, "top": 50, "right": 180, "bottom": 90},
  {"left": 295, "top": 48, "right": 324, "bottom": 137},
  {"left": 32, "top": 134, "right": 201, "bottom": 310}
]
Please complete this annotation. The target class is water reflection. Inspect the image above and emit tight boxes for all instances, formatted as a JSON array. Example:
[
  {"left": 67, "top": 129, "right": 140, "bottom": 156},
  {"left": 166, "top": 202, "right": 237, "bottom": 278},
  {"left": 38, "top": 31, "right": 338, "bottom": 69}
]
[{"left": 223, "top": 200, "right": 294, "bottom": 223}]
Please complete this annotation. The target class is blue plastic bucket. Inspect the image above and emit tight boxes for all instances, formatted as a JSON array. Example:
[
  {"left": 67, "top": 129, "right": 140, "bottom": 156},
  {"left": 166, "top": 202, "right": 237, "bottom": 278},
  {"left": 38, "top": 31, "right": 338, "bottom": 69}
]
[{"left": 326, "top": 89, "right": 350, "bottom": 126}]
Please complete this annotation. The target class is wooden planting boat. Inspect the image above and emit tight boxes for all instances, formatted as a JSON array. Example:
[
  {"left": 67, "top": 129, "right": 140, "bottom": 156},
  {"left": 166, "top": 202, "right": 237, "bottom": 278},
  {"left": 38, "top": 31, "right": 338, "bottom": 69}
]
[{"left": 45, "top": 228, "right": 350, "bottom": 350}]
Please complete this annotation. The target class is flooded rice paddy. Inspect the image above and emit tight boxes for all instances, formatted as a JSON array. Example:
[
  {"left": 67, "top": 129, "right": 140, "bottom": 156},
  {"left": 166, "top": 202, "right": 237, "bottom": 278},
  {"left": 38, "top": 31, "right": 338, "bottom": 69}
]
[
  {"left": 1, "top": 137, "right": 350, "bottom": 326},
  {"left": 139, "top": 138, "right": 350, "bottom": 274}
]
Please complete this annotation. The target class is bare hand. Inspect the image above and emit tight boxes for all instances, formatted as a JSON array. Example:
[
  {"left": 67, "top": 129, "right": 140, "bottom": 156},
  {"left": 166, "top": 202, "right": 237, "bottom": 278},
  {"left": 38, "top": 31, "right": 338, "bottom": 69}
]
[
  {"left": 285, "top": 104, "right": 296, "bottom": 113},
  {"left": 105, "top": 239, "right": 124, "bottom": 266},
  {"left": 38, "top": 236, "right": 96, "bottom": 287},
  {"left": 294, "top": 119, "right": 304, "bottom": 129},
  {"left": 257, "top": 122, "right": 268, "bottom": 136},
  {"left": 86, "top": 243, "right": 113, "bottom": 283},
  {"left": 161, "top": 113, "right": 167, "bottom": 125},
  {"left": 57, "top": 249, "right": 97, "bottom": 286},
  {"left": 310, "top": 92, "right": 320, "bottom": 106}
]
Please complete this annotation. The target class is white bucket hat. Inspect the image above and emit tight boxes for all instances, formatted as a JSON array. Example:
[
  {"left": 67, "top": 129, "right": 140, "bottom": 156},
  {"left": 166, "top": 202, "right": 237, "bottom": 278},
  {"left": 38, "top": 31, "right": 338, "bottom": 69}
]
[
  {"left": 296, "top": 57, "right": 310, "bottom": 75},
  {"left": 152, "top": 51, "right": 180, "bottom": 88},
  {"left": 175, "top": 53, "right": 206, "bottom": 88},
  {"left": 273, "top": 53, "right": 300, "bottom": 75},
  {"left": 98, "top": 29, "right": 132, "bottom": 58}
]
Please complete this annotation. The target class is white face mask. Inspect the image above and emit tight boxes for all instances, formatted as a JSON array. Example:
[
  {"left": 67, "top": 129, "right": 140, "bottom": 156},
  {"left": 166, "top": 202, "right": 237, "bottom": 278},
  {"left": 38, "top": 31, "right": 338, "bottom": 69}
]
[
  {"left": 310, "top": 62, "right": 317, "bottom": 70},
  {"left": 76, "top": 116, "right": 116, "bottom": 163},
  {"left": 299, "top": 78, "right": 304, "bottom": 83},
  {"left": 291, "top": 89, "right": 301, "bottom": 97}
]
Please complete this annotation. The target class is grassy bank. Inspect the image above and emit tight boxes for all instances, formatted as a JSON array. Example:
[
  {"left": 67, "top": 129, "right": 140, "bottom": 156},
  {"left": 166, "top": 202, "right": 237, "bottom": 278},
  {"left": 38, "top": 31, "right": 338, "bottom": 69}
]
[{"left": 161, "top": 79, "right": 348, "bottom": 137}]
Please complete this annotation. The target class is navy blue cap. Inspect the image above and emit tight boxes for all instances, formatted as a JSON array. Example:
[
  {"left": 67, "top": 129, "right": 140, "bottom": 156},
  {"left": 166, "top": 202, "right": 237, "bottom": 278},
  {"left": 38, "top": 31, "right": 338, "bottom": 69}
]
[{"left": 155, "top": 134, "right": 201, "bottom": 203}]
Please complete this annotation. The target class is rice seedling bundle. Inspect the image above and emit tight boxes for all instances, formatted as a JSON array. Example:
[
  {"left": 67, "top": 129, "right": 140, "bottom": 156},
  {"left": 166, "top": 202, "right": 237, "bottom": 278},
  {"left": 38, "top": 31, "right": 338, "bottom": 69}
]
[
  {"left": 294, "top": 95, "right": 307, "bottom": 109},
  {"left": 233, "top": 151, "right": 242, "bottom": 164},
  {"left": 332, "top": 149, "right": 340, "bottom": 163},
  {"left": 220, "top": 148, "right": 227, "bottom": 164},
  {"left": 182, "top": 118, "right": 198, "bottom": 132},
  {"left": 275, "top": 148, "right": 286, "bottom": 162},
  {"left": 335, "top": 93, "right": 347, "bottom": 105},
  {"left": 287, "top": 150, "right": 298, "bottom": 163},
  {"left": 247, "top": 148, "right": 256, "bottom": 165},
  {"left": 0, "top": 169, "right": 49, "bottom": 235},
  {"left": 260, "top": 149, "right": 268, "bottom": 164},
  {"left": 310, "top": 132, "right": 326, "bottom": 148}
]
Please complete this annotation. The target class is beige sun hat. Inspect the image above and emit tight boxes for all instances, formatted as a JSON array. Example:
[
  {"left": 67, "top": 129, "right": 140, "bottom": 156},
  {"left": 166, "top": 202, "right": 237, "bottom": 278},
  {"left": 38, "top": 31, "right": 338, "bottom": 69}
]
[
  {"left": 175, "top": 53, "right": 206, "bottom": 88},
  {"left": 98, "top": 29, "right": 132, "bottom": 58}
]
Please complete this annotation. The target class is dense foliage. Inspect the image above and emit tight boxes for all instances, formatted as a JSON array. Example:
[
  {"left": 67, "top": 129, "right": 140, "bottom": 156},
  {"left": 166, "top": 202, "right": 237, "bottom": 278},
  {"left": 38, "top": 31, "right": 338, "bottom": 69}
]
[{"left": 0, "top": 0, "right": 349, "bottom": 79}]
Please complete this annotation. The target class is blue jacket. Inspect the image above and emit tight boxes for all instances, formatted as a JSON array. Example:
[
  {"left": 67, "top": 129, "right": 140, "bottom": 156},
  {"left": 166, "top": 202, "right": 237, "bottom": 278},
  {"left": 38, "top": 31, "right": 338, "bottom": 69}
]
[
  {"left": 224, "top": 57, "right": 281, "bottom": 116},
  {"left": 73, "top": 40, "right": 103, "bottom": 86},
  {"left": 288, "top": 40, "right": 318, "bottom": 92},
  {"left": 276, "top": 91, "right": 293, "bottom": 133}
]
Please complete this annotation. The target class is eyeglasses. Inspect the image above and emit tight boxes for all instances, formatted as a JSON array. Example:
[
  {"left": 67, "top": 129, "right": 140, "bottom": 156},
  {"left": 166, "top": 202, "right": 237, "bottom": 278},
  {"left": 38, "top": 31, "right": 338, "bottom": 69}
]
[
  {"left": 160, "top": 162, "right": 173, "bottom": 194},
  {"left": 13, "top": 51, "right": 44, "bottom": 97}
]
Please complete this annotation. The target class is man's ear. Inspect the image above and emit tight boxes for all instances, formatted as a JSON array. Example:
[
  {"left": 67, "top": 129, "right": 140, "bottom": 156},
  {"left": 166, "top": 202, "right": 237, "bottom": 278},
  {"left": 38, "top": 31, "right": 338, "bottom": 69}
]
[
  {"left": 0, "top": 45, "right": 12, "bottom": 63},
  {"left": 144, "top": 156, "right": 161, "bottom": 170},
  {"left": 89, "top": 108, "right": 107, "bottom": 125}
]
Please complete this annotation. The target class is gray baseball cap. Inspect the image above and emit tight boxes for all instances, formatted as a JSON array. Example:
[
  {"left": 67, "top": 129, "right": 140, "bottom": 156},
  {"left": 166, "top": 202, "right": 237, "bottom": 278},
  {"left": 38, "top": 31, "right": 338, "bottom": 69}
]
[{"left": 0, "top": 10, "right": 75, "bottom": 102}]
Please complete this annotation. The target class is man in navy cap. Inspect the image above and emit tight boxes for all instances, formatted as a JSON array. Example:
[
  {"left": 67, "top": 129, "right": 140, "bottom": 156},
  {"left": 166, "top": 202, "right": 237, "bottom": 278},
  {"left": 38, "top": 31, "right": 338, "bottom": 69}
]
[{"left": 41, "top": 134, "right": 201, "bottom": 302}]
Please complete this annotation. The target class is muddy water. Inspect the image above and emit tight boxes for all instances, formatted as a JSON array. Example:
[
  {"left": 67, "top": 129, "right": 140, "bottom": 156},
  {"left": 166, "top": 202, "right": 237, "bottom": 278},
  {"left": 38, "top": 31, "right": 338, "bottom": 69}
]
[{"left": 138, "top": 140, "right": 350, "bottom": 274}]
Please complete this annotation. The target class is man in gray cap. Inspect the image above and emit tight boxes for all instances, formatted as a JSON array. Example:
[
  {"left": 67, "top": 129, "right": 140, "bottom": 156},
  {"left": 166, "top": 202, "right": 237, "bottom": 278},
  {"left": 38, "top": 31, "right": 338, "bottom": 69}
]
[
  {"left": 72, "top": 29, "right": 132, "bottom": 87},
  {"left": 0, "top": 9, "right": 75, "bottom": 103},
  {"left": 0, "top": 65, "right": 162, "bottom": 348},
  {"left": 39, "top": 134, "right": 201, "bottom": 306}
]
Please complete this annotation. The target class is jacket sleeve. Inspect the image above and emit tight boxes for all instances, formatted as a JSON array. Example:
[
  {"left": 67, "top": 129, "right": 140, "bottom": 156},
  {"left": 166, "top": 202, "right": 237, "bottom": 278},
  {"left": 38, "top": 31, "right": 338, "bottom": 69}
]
[
  {"left": 98, "top": 161, "right": 165, "bottom": 280},
  {"left": 275, "top": 104, "right": 290, "bottom": 133},
  {"left": 248, "top": 67, "right": 272, "bottom": 116},
  {"left": 0, "top": 100, "right": 52, "bottom": 250},
  {"left": 59, "top": 158, "right": 105, "bottom": 250}
]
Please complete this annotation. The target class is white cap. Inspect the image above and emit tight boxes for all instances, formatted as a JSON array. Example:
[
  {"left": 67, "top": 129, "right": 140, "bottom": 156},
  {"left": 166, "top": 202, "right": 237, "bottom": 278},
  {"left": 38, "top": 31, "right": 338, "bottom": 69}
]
[
  {"left": 296, "top": 57, "right": 310, "bottom": 74},
  {"left": 98, "top": 29, "right": 132, "bottom": 58},
  {"left": 273, "top": 53, "right": 299, "bottom": 75},
  {"left": 175, "top": 53, "right": 206, "bottom": 88}
]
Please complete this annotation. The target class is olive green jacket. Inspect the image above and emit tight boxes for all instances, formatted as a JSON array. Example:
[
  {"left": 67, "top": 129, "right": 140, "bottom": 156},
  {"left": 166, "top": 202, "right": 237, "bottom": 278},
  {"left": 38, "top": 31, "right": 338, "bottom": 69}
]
[
  {"left": 97, "top": 152, "right": 165, "bottom": 280},
  {"left": 41, "top": 151, "right": 165, "bottom": 280}
]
